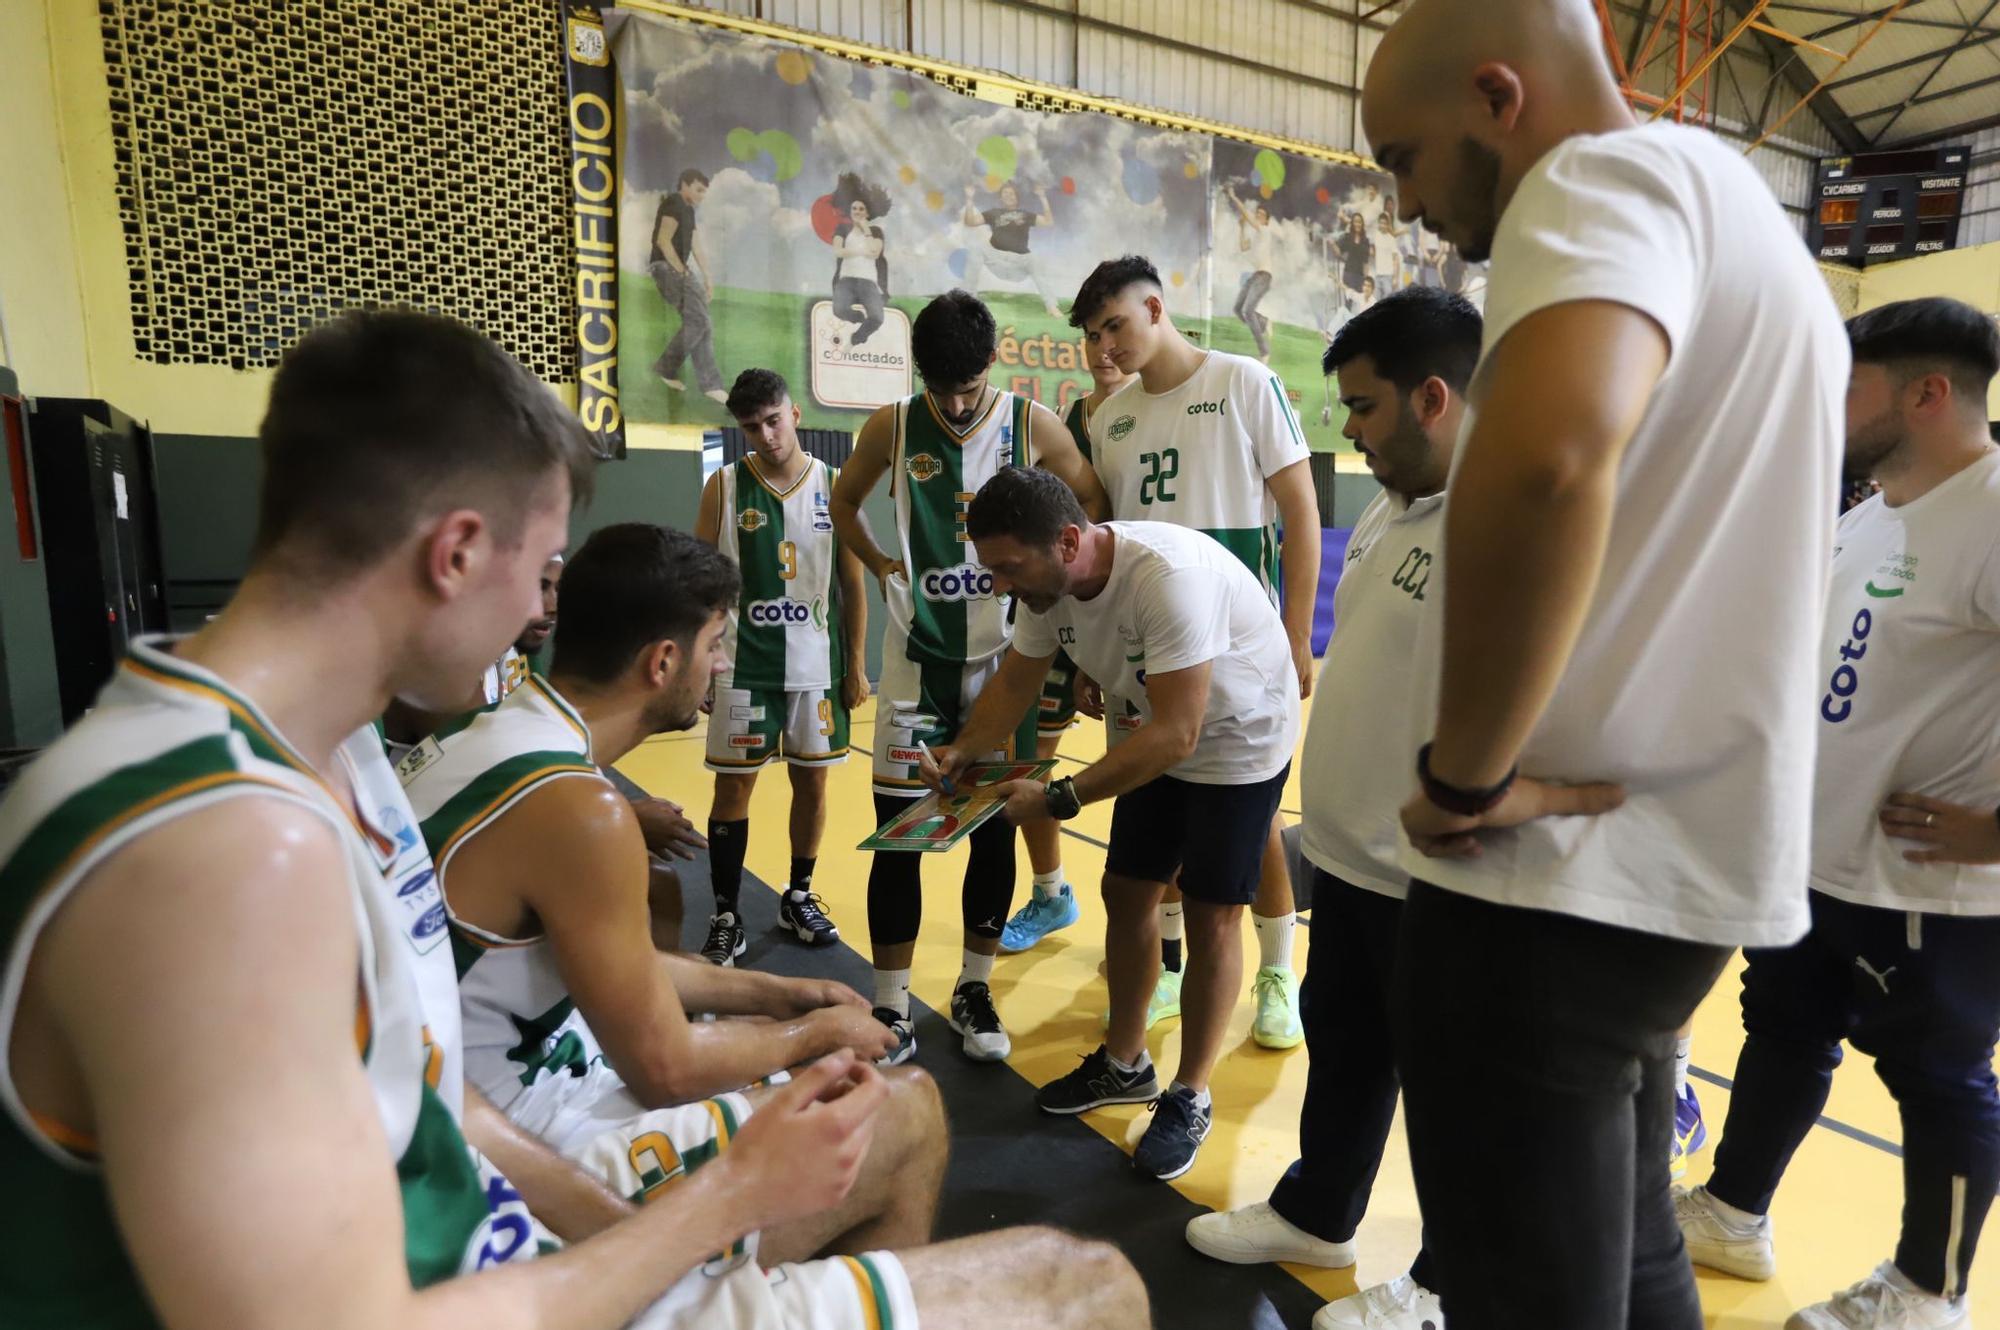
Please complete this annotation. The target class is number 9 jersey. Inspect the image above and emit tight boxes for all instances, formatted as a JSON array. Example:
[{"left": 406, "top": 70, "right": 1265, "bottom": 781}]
[{"left": 1087, "top": 349, "right": 1309, "bottom": 602}]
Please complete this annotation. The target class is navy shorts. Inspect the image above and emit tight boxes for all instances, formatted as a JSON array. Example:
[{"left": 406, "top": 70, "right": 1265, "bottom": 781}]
[{"left": 1104, "top": 764, "right": 1289, "bottom": 904}]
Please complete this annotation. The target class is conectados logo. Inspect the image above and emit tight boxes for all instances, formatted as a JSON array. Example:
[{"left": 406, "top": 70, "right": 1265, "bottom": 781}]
[{"left": 919, "top": 564, "right": 996, "bottom": 602}]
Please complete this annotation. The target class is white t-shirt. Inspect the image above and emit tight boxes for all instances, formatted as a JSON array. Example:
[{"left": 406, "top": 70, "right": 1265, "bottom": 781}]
[
  {"left": 1012, "top": 521, "right": 1300, "bottom": 785},
  {"left": 1811, "top": 451, "right": 2000, "bottom": 917},
  {"left": 1089, "top": 350, "right": 1310, "bottom": 598},
  {"left": 1244, "top": 224, "right": 1276, "bottom": 275},
  {"left": 1300, "top": 489, "right": 1442, "bottom": 899},
  {"left": 1371, "top": 231, "right": 1403, "bottom": 282},
  {"left": 1398, "top": 121, "right": 1849, "bottom": 949}
]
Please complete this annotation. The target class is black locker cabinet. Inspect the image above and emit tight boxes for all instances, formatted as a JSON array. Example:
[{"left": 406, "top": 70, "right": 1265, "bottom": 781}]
[{"left": 26, "top": 398, "right": 169, "bottom": 725}]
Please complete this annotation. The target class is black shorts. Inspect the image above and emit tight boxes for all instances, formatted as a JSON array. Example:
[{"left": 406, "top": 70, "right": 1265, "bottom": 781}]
[{"left": 1104, "top": 764, "right": 1289, "bottom": 904}]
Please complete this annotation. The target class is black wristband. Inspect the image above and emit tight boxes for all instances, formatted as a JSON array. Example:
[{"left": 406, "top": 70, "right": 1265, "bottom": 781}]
[
  {"left": 1044, "top": 776, "right": 1082, "bottom": 821},
  {"left": 1417, "top": 742, "right": 1518, "bottom": 817},
  {"left": 1992, "top": 803, "right": 2000, "bottom": 835}
]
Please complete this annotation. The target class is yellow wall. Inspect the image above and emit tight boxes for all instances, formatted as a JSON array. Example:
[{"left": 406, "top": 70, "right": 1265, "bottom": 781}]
[
  {"left": 1857, "top": 239, "right": 2000, "bottom": 418},
  {"left": 0, "top": 0, "right": 93, "bottom": 398}
]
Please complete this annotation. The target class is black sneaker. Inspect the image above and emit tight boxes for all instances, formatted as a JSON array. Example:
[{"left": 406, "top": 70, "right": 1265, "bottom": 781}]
[
  {"left": 701, "top": 912, "right": 746, "bottom": 967},
  {"left": 873, "top": 1006, "right": 916, "bottom": 1066},
  {"left": 948, "top": 981, "right": 1011, "bottom": 1062},
  {"left": 779, "top": 892, "right": 840, "bottom": 947},
  {"left": 1133, "top": 1086, "right": 1213, "bottom": 1181},
  {"left": 1035, "top": 1044, "right": 1159, "bottom": 1115}
]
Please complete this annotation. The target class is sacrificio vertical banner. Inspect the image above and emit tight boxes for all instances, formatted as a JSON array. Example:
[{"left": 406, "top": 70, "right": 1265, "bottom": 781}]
[{"left": 563, "top": 0, "right": 624, "bottom": 457}]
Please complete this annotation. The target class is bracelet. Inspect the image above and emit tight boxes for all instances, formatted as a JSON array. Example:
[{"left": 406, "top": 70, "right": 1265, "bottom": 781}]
[
  {"left": 1044, "top": 776, "right": 1082, "bottom": 821},
  {"left": 1416, "top": 742, "right": 1517, "bottom": 817}
]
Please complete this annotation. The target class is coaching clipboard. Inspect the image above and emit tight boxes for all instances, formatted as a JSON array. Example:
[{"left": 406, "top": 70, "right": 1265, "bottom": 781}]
[{"left": 857, "top": 760, "right": 1060, "bottom": 853}]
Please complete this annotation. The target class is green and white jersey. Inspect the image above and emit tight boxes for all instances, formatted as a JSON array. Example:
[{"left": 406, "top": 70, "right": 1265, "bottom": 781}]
[
  {"left": 397, "top": 676, "right": 613, "bottom": 1143},
  {"left": 0, "top": 640, "right": 538, "bottom": 1327},
  {"left": 1063, "top": 394, "right": 1094, "bottom": 463},
  {"left": 716, "top": 455, "right": 846, "bottom": 692},
  {"left": 1089, "top": 349, "right": 1309, "bottom": 600},
  {"left": 888, "top": 389, "right": 1032, "bottom": 667}
]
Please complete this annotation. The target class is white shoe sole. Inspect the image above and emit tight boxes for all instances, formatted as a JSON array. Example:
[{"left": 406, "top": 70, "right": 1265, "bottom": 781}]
[
  {"left": 947, "top": 1017, "right": 1011, "bottom": 1062},
  {"left": 1685, "top": 1235, "right": 1776, "bottom": 1282},
  {"left": 1144, "top": 1153, "right": 1202, "bottom": 1182},
  {"left": 779, "top": 918, "right": 837, "bottom": 946},
  {"left": 1184, "top": 1219, "right": 1356, "bottom": 1268}
]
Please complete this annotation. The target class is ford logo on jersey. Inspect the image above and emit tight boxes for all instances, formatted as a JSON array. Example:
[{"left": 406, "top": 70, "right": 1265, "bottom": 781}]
[
  {"left": 397, "top": 867, "right": 437, "bottom": 899},
  {"left": 413, "top": 903, "right": 448, "bottom": 940},
  {"left": 920, "top": 565, "right": 996, "bottom": 602},
  {"left": 746, "top": 598, "right": 814, "bottom": 626}
]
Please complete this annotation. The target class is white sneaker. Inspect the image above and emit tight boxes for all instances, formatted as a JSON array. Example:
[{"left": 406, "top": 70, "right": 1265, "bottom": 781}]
[
  {"left": 1313, "top": 1275, "right": 1445, "bottom": 1330},
  {"left": 1787, "top": 1262, "right": 1970, "bottom": 1329},
  {"left": 1184, "top": 1202, "right": 1355, "bottom": 1268},
  {"left": 947, "top": 981, "right": 1010, "bottom": 1062},
  {"left": 1675, "top": 1184, "right": 1776, "bottom": 1281}
]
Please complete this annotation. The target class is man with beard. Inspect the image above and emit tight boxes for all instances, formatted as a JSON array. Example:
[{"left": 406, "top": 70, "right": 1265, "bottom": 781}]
[
  {"left": 1362, "top": 0, "right": 1848, "bottom": 1324},
  {"left": 1677, "top": 299, "right": 2000, "bottom": 1330},
  {"left": 401, "top": 524, "right": 906, "bottom": 1176},
  {"left": 918, "top": 465, "right": 1300, "bottom": 1182},
  {"left": 830, "top": 290, "right": 1107, "bottom": 1067}
]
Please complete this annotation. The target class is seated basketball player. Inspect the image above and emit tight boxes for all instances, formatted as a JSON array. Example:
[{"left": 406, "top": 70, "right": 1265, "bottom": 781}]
[
  {"left": 401, "top": 521, "right": 905, "bottom": 1125},
  {"left": 0, "top": 311, "right": 895, "bottom": 1324}
]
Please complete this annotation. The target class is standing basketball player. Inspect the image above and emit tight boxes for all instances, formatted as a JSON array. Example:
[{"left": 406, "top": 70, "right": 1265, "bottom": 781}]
[
  {"left": 921, "top": 466, "right": 1300, "bottom": 1180},
  {"left": 1000, "top": 344, "right": 1132, "bottom": 955},
  {"left": 830, "top": 290, "right": 1108, "bottom": 1065},
  {"left": 696, "top": 368, "right": 869, "bottom": 964},
  {"left": 1676, "top": 299, "right": 2000, "bottom": 1330},
  {"left": 1070, "top": 254, "right": 1322, "bottom": 1052},
  {"left": 1365, "top": 1, "right": 1847, "bottom": 1324}
]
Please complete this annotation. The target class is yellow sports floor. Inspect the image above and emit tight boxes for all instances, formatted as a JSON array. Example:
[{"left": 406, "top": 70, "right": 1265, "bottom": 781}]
[{"left": 618, "top": 693, "right": 1982, "bottom": 1327}]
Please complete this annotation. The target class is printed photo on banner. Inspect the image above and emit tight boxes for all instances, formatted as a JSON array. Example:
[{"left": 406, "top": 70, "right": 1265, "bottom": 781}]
[{"left": 574, "top": 7, "right": 1482, "bottom": 455}]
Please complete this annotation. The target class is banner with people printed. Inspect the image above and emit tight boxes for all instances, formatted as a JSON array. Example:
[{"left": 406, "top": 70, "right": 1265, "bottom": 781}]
[{"left": 573, "top": 5, "right": 1482, "bottom": 455}]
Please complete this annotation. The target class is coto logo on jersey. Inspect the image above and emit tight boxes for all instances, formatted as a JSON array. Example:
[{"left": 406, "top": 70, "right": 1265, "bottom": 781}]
[
  {"left": 1107, "top": 414, "right": 1137, "bottom": 442},
  {"left": 906, "top": 453, "right": 943, "bottom": 483},
  {"left": 1186, "top": 398, "right": 1229, "bottom": 416},
  {"left": 746, "top": 597, "right": 814, "bottom": 626},
  {"left": 920, "top": 564, "right": 996, "bottom": 602},
  {"left": 737, "top": 508, "right": 769, "bottom": 533}
]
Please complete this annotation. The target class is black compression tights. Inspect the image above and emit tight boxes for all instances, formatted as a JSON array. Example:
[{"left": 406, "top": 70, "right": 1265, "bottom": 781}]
[{"left": 865, "top": 791, "right": 1017, "bottom": 946}]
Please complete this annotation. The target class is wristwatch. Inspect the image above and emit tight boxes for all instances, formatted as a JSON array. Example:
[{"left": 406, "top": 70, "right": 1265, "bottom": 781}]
[
  {"left": 1044, "top": 776, "right": 1082, "bottom": 821},
  {"left": 1416, "top": 742, "right": 1517, "bottom": 817}
]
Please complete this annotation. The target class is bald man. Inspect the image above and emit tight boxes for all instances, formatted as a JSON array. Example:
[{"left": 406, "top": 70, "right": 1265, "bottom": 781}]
[{"left": 1362, "top": 2, "right": 1848, "bottom": 1327}]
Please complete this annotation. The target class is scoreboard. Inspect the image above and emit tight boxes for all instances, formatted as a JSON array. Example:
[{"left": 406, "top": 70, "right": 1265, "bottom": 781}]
[{"left": 1811, "top": 143, "right": 1971, "bottom": 267}]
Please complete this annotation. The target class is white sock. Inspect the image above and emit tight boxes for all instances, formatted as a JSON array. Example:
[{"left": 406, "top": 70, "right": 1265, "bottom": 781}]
[
  {"left": 1704, "top": 1188, "right": 1763, "bottom": 1231},
  {"left": 957, "top": 949, "right": 994, "bottom": 989},
  {"left": 1109, "top": 1047, "right": 1152, "bottom": 1075},
  {"left": 1168, "top": 1079, "right": 1212, "bottom": 1110},
  {"left": 1674, "top": 1036, "right": 1693, "bottom": 1099},
  {"left": 1253, "top": 911, "right": 1296, "bottom": 972},
  {"left": 1160, "top": 900, "right": 1185, "bottom": 941},
  {"left": 873, "top": 967, "right": 911, "bottom": 1019},
  {"left": 1032, "top": 868, "right": 1064, "bottom": 900}
]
